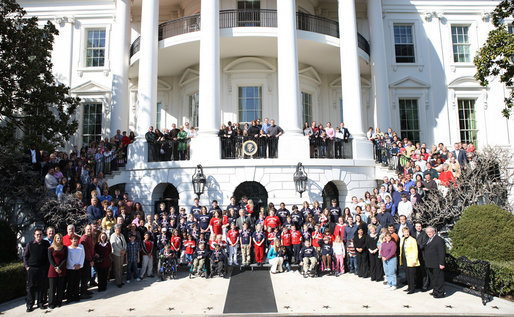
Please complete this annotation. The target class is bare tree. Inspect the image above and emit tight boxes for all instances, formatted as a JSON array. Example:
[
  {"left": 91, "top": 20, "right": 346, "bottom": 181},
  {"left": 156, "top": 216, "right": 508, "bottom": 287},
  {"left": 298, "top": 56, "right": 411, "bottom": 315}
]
[
  {"left": 415, "top": 147, "right": 513, "bottom": 235},
  {"left": 38, "top": 195, "right": 88, "bottom": 235}
]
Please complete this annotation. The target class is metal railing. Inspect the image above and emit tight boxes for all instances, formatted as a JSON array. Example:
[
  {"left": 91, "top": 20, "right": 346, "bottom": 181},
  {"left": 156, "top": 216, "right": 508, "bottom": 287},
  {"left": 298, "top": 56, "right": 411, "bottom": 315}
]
[
  {"left": 130, "top": 9, "right": 371, "bottom": 57},
  {"left": 220, "top": 135, "right": 279, "bottom": 159},
  {"left": 309, "top": 137, "right": 353, "bottom": 159}
]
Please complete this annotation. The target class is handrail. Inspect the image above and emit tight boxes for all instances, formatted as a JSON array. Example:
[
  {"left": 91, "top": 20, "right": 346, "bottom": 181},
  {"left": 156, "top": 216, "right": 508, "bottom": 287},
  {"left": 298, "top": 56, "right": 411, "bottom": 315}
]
[{"left": 129, "top": 9, "right": 371, "bottom": 57}]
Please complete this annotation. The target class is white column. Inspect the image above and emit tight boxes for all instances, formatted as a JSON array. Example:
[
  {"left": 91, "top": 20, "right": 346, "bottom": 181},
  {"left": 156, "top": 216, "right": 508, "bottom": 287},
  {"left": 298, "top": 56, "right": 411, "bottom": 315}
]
[
  {"left": 136, "top": 0, "right": 159, "bottom": 138},
  {"left": 368, "top": 0, "right": 391, "bottom": 131},
  {"left": 190, "top": 0, "right": 221, "bottom": 161},
  {"left": 110, "top": 0, "right": 131, "bottom": 135},
  {"left": 277, "top": 0, "right": 309, "bottom": 159},
  {"left": 338, "top": 0, "right": 373, "bottom": 159}
]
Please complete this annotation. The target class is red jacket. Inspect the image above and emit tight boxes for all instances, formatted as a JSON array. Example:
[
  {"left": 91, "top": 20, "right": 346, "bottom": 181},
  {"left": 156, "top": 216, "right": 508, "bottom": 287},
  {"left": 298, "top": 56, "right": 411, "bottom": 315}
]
[
  {"left": 170, "top": 236, "right": 181, "bottom": 252},
  {"left": 281, "top": 230, "right": 292, "bottom": 246},
  {"left": 312, "top": 231, "right": 323, "bottom": 247},
  {"left": 291, "top": 230, "right": 302, "bottom": 245},
  {"left": 264, "top": 216, "right": 281, "bottom": 229},
  {"left": 333, "top": 223, "right": 346, "bottom": 239},
  {"left": 79, "top": 234, "right": 95, "bottom": 261}
]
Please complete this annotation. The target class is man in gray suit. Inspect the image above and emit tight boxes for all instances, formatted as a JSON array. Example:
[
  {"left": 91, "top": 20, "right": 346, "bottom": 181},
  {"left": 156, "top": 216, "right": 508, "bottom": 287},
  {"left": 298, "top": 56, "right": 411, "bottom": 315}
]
[{"left": 235, "top": 209, "right": 254, "bottom": 230}]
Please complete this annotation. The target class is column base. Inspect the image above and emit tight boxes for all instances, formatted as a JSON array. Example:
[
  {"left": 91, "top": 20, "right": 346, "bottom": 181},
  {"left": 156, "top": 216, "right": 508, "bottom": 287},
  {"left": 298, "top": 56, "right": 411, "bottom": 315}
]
[
  {"left": 126, "top": 138, "right": 148, "bottom": 169},
  {"left": 352, "top": 137, "right": 374, "bottom": 161},
  {"left": 278, "top": 133, "right": 310, "bottom": 161},
  {"left": 190, "top": 133, "right": 221, "bottom": 163}
]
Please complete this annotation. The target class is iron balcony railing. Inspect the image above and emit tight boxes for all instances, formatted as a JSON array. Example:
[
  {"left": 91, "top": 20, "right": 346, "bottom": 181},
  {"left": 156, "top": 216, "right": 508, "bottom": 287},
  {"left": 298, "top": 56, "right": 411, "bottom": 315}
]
[{"left": 130, "top": 9, "right": 370, "bottom": 57}]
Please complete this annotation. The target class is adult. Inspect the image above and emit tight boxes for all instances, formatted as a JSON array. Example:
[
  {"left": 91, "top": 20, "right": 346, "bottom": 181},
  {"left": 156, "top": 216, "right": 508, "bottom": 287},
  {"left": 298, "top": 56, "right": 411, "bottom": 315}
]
[
  {"left": 87, "top": 197, "right": 104, "bottom": 224},
  {"left": 452, "top": 143, "right": 468, "bottom": 166},
  {"left": 267, "top": 119, "right": 283, "bottom": 158},
  {"left": 423, "top": 173, "right": 438, "bottom": 192},
  {"left": 23, "top": 229, "right": 50, "bottom": 312},
  {"left": 423, "top": 227, "right": 446, "bottom": 298},
  {"left": 94, "top": 231, "right": 112, "bottom": 292},
  {"left": 145, "top": 126, "right": 158, "bottom": 162},
  {"left": 395, "top": 215, "right": 414, "bottom": 240},
  {"left": 399, "top": 227, "right": 420, "bottom": 294},
  {"left": 47, "top": 233, "right": 67, "bottom": 309},
  {"left": 66, "top": 235, "right": 84, "bottom": 303},
  {"left": 268, "top": 239, "right": 284, "bottom": 274},
  {"left": 366, "top": 225, "right": 383, "bottom": 282},
  {"left": 44, "top": 226, "right": 56, "bottom": 245},
  {"left": 343, "top": 217, "right": 357, "bottom": 244},
  {"left": 44, "top": 168, "right": 58, "bottom": 196},
  {"left": 397, "top": 194, "right": 413, "bottom": 219},
  {"left": 438, "top": 164, "right": 457, "bottom": 187},
  {"left": 413, "top": 222, "right": 430, "bottom": 291},
  {"left": 423, "top": 162, "right": 439, "bottom": 180},
  {"left": 63, "top": 224, "right": 79, "bottom": 247},
  {"left": 380, "top": 233, "right": 398, "bottom": 289},
  {"left": 79, "top": 225, "right": 94, "bottom": 299},
  {"left": 376, "top": 203, "right": 394, "bottom": 228},
  {"left": 354, "top": 227, "right": 369, "bottom": 278},
  {"left": 110, "top": 224, "right": 127, "bottom": 288}
]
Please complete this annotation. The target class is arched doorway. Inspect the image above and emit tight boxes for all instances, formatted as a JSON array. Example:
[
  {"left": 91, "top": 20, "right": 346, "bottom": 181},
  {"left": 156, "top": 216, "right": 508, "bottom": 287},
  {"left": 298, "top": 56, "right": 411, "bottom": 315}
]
[
  {"left": 152, "top": 183, "right": 180, "bottom": 214},
  {"left": 233, "top": 181, "right": 268, "bottom": 212},
  {"left": 322, "top": 181, "right": 339, "bottom": 210}
]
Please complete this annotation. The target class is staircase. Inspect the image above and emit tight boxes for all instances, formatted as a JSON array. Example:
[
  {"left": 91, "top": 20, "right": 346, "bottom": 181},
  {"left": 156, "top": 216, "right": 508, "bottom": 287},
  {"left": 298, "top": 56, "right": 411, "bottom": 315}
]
[
  {"left": 103, "top": 166, "right": 129, "bottom": 185},
  {"left": 375, "top": 163, "right": 398, "bottom": 184}
]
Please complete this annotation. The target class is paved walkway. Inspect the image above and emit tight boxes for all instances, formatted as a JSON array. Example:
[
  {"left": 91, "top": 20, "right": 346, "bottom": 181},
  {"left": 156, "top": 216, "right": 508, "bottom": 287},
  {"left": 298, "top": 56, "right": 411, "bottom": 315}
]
[{"left": 1, "top": 269, "right": 513, "bottom": 316}]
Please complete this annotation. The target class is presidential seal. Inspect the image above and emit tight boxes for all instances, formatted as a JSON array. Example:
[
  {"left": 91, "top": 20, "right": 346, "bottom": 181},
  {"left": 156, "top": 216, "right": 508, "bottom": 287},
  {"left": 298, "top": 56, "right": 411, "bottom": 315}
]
[{"left": 242, "top": 140, "right": 258, "bottom": 156}]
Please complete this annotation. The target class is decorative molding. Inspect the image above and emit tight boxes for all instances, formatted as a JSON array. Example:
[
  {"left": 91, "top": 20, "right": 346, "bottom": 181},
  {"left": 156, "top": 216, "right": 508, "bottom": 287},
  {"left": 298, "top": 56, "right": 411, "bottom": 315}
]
[
  {"left": 179, "top": 68, "right": 199, "bottom": 87},
  {"left": 299, "top": 66, "right": 322, "bottom": 85},
  {"left": 157, "top": 79, "right": 172, "bottom": 91},
  {"left": 223, "top": 57, "right": 276, "bottom": 73},
  {"left": 448, "top": 76, "right": 482, "bottom": 89},
  {"left": 482, "top": 11, "right": 491, "bottom": 23},
  {"left": 389, "top": 76, "right": 430, "bottom": 89},
  {"left": 70, "top": 80, "right": 111, "bottom": 94}
]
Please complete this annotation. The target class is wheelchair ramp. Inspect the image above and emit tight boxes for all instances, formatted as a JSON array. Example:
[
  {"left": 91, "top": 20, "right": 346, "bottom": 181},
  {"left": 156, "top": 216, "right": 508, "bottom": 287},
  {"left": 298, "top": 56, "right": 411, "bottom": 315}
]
[{"left": 223, "top": 270, "right": 278, "bottom": 314}]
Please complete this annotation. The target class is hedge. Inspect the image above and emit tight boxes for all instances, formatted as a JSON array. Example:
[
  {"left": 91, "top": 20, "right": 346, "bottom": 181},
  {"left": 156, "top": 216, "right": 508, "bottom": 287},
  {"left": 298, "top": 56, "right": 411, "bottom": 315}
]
[
  {"left": 0, "top": 262, "right": 26, "bottom": 303},
  {"left": 489, "top": 260, "right": 514, "bottom": 297},
  {"left": 449, "top": 205, "right": 514, "bottom": 262}
]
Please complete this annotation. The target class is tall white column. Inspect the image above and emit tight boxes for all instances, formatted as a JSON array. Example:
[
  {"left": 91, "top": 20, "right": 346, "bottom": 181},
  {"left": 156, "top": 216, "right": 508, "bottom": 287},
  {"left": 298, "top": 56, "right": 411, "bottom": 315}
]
[
  {"left": 338, "top": 0, "right": 373, "bottom": 159},
  {"left": 190, "top": 0, "right": 221, "bottom": 161},
  {"left": 277, "top": 0, "right": 309, "bottom": 159},
  {"left": 136, "top": 0, "right": 159, "bottom": 138},
  {"left": 368, "top": 0, "right": 391, "bottom": 131},
  {"left": 110, "top": 0, "right": 131, "bottom": 135}
]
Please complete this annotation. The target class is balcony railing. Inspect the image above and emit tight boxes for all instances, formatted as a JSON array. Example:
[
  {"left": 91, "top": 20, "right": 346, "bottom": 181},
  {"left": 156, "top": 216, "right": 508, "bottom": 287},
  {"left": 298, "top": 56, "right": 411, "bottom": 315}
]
[
  {"left": 130, "top": 9, "right": 370, "bottom": 57},
  {"left": 309, "top": 137, "right": 353, "bottom": 159},
  {"left": 220, "top": 135, "right": 279, "bottom": 159}
]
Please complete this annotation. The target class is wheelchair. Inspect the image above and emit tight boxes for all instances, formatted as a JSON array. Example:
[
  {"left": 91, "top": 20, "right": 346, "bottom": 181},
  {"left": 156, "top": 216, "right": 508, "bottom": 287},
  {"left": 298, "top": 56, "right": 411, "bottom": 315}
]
[
  {"left": 189, "top": 258, "right": 209, "bottom": 279},
  {"left": 159, "top": 255, "right": 177, "bottom": 280},
  {"left": 298, "top": 258, "right": 321, "bottom": 278}
]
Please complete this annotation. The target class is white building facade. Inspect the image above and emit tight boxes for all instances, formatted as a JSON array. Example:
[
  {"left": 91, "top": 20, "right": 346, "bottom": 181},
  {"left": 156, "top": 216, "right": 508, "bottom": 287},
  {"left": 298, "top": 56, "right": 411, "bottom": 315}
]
[{"left": 20, "top": 0, "right": 514, "bottom": 213}]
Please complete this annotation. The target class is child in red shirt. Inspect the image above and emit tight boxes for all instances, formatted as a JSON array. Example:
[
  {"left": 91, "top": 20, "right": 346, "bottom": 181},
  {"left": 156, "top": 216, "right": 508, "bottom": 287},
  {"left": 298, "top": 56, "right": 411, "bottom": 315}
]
[
  {"left": 226, "top": 223, "right": 239, "bottom": 266},
  {"left": 291, "top": 225, "right": 303, "bottom": 264},
  {"left": 183, "top": 234, "right": 196, "bottom": 265}
]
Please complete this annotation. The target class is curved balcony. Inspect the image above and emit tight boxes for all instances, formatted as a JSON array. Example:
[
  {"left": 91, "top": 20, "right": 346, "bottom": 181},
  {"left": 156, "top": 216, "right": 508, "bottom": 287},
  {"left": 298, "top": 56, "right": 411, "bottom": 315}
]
[{"left": 129, "top": 9, "right": 370, "bottom": 58}]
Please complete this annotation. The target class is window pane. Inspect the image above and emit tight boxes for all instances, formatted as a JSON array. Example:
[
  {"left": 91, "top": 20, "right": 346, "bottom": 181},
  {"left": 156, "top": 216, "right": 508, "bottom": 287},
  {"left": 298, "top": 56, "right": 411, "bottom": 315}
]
[
  {"left": 82, "top": 103, "right": 103, "bottom": 145},
  {"left": 457, "top": 99, "right": 477, "bottom": 144},
  {"left": 398, "top": 99, "right": 420, "bottom": 143},
  {"left": 238, "top": 86, "right": 262, "bottom": 123},
  {"left": 451, "top": 26, "right": 471, "bottom": 63},
  {"left": 86, "top": 29, "right": 106, "bottom": 67},
  {"left": 394, "top": 24, "right": 415, "bottom": 63}
]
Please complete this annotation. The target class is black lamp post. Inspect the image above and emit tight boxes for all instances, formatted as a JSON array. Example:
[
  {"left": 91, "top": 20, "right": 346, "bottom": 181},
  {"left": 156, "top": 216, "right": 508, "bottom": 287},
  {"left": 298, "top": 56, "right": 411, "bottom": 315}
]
[
  {"left": 192, "top": 164, "right": 206, "bottom": 199},
  {"left": 293, "top": 162, "right": 308, "bottom": 197}
]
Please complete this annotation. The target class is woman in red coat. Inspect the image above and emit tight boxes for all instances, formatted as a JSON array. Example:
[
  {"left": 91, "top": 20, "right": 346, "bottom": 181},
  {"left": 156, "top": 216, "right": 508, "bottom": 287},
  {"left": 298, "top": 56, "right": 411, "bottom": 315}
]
[
  {"left": 48, "top": 233, "right": 67, "bottom": 308},
  {"left": 94, "top": 232, "right": 112, "bottom": 292}
]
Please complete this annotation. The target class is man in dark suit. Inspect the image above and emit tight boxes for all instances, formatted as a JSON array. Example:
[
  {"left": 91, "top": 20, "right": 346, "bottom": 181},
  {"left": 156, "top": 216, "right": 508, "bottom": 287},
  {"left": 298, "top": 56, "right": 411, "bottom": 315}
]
[
  {"left": 414, "top": 222, "right": 430, "bottom": 291},
  {"left": 422, "top": 226, "right": 446, "bottom": 298},
  {"left": 452, "top": 143, "right": 468, "bottom": 166}
]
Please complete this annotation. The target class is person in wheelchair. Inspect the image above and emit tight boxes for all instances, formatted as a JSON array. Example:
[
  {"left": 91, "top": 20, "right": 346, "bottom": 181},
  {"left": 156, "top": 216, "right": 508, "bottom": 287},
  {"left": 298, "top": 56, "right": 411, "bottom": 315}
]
[
  {"left": 210, "top": 243, "right": 226, "bottom": 278},
  {"left": 299, "top": 239, "right": 318, "bottom": 278},
  {"left": 192, "top": 242, "right": 210, "bottom": 276},
  {"left": 159, "top": 244, "right": 177, "bottom": 280}
]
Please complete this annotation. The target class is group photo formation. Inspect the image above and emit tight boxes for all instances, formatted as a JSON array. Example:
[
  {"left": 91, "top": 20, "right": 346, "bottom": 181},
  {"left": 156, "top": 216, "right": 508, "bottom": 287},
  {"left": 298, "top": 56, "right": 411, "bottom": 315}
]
[{"left": 1, "top": 0, "right": 513, "bottom": 316}]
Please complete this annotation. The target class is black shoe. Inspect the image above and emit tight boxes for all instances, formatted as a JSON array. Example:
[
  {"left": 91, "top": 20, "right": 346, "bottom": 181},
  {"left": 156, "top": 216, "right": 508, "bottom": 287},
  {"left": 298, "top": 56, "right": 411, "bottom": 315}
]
[
  {"left": 429, "top": 292, "right": 434, "bottom": 296},
  {"left": 80, "top": 294, "right": 92, "bottom": 299},
  {"left": 26, "top": 307, "right": 34, "bottom": 312},
  {"left": 407, "top": 290, "right": 416, "bottom": 294},
  {"left": 38, "top": 305, "right": 47, "bottom": 310},
  {"left": 48, "top": 305, "right": 55, "bottom": 309},
  {"left": 117, "top": 284, "right": 122, "bottom": 288},
  {"left": 89, "top": 281, "right": 98, "bottom": 287}
]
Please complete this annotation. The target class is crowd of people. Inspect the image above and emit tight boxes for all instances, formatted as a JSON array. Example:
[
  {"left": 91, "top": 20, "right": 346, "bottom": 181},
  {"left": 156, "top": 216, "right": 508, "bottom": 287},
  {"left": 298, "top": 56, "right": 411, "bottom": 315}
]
[
  {"left": 303, "top": 121, "right": 352, "bottom": 159},
  {"left": 38, "top": 129, "right": 136, "bottom": 201},
  {"left": 218, "top": 118, "right": 283, "bottom": 159},
  {"left": 145, "top": 123, "right": 196, "bottom": 162},
  {"left": 24, "top": 126, "right": 473, "bottom": 312}
]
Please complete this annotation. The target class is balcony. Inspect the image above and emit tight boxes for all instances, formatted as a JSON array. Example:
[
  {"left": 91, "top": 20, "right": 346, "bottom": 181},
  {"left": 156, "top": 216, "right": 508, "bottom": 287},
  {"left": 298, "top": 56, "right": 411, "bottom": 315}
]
[{"left": 129, "top": 9, "right": 370, "bottom": 58}]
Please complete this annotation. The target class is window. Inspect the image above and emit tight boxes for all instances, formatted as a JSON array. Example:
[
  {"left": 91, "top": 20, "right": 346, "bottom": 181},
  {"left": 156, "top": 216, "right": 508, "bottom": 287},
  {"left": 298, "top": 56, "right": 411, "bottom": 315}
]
[
  {"left": 393, "top": 24, "right": 415, "bottom": 63},
  {"left": 156, "top": 102, "right": 163, "bottom": 130},
  {"left": 452, "top": 26, "right": 471, "bottom": 63},
  {"left": 509, "top": 24, "right": 514, "bottom": 34},
  {"left": 189, "top": 92, "right": 199, "bottom": 127},
  {"left": 398, "top": 99, "right": 420, "bottom": 143},
  {"left": 237, "top": 0, "right": 260, "bottom": 26},
  {"left": 302, "top": 92, "right": 313, "bottom": 125},
  {"left": 458, "top": 99, "right": 477, "bottom": 144},
  {"left": 86, "top": 29, "right": 106, "bottom": 67},
  {"left": 82, "top": 103, "right": 102, "bottom": 145},
  {"left": 238, "top": 86, "right": 262, "bottom": 123}
]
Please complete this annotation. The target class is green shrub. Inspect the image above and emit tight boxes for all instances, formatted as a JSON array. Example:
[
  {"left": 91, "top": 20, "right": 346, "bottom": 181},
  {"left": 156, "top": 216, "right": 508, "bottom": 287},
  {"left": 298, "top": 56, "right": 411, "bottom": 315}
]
[
  {"left": 449, "top": 205, "right": 514, "bottom": 262},
  {"left": 489, "top": 261, "right": 514, "bottom": 297},
  {"left": 0, "top": 220, "right": 18, "bottom": 264},
  {"left": 0, "top": 262, "right": 26, "bottom": 303}
]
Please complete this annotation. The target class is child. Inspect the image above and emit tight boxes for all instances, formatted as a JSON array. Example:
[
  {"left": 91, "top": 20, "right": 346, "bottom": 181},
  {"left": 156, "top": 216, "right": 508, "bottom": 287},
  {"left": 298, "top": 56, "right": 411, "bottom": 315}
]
[
  {"left": 280, "top": 226, "right": 292, "bottom": 262},
  {"left": 291, "top": 225, "right": 303, "bottom": 264},
  {"left": 279, "top": 245, "right": 291, "bottom": 272},
  {"left": 252, "top": 224, "right": 266, "bottom": 266},
  {"left": 140, "top": 232, "right": 154, "bottom": 279},
  {"left": 192, "top": 242, "right": 209, "bottom": 276},
  {"left": 240, "top": 222, "right": 252, "bottom": 267},
  {"left": 266, "top": 226, "right": 275, "bottom": 251},
  {"left": 178, "top": 217, "right": 187, "bottom": 235},
  {"left": 126, "top": 234, "right": 140, "bottom": 283},
  {"left": 226, "top": 223, "right": 239, "bottom": 266},
  {"left": 301, "top": 224, "right": 311, "bottom": 243},
  {"left": 282, "top": 215, "right": 294, "bottom": 230},
  {"left": 333, "top": 235, "right": 345, "bottom": 276},
  {"left": 347, "top": 239, "right": 357, "bottom": 274},
  {"left": 183, "top": 234, "right": 196, "bottom": 266},
  {"left": 170, "top": 229, "right": 181, "bottom": 256},
  {"left": 210, "top": 244, "right": 226, "bottom": 277},
  {"left": 311, "top": 225, "right": 323, "bottom": 256}
]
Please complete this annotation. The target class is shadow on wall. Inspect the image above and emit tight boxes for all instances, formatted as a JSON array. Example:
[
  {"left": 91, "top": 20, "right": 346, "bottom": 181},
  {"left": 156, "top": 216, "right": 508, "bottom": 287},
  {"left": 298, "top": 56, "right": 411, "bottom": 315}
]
[
  {"left": 206, "top": 175, "right": 223, "bottom": 205},
  {"left": 390, "top": 2, "right": 448, "bottom": 145}
]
